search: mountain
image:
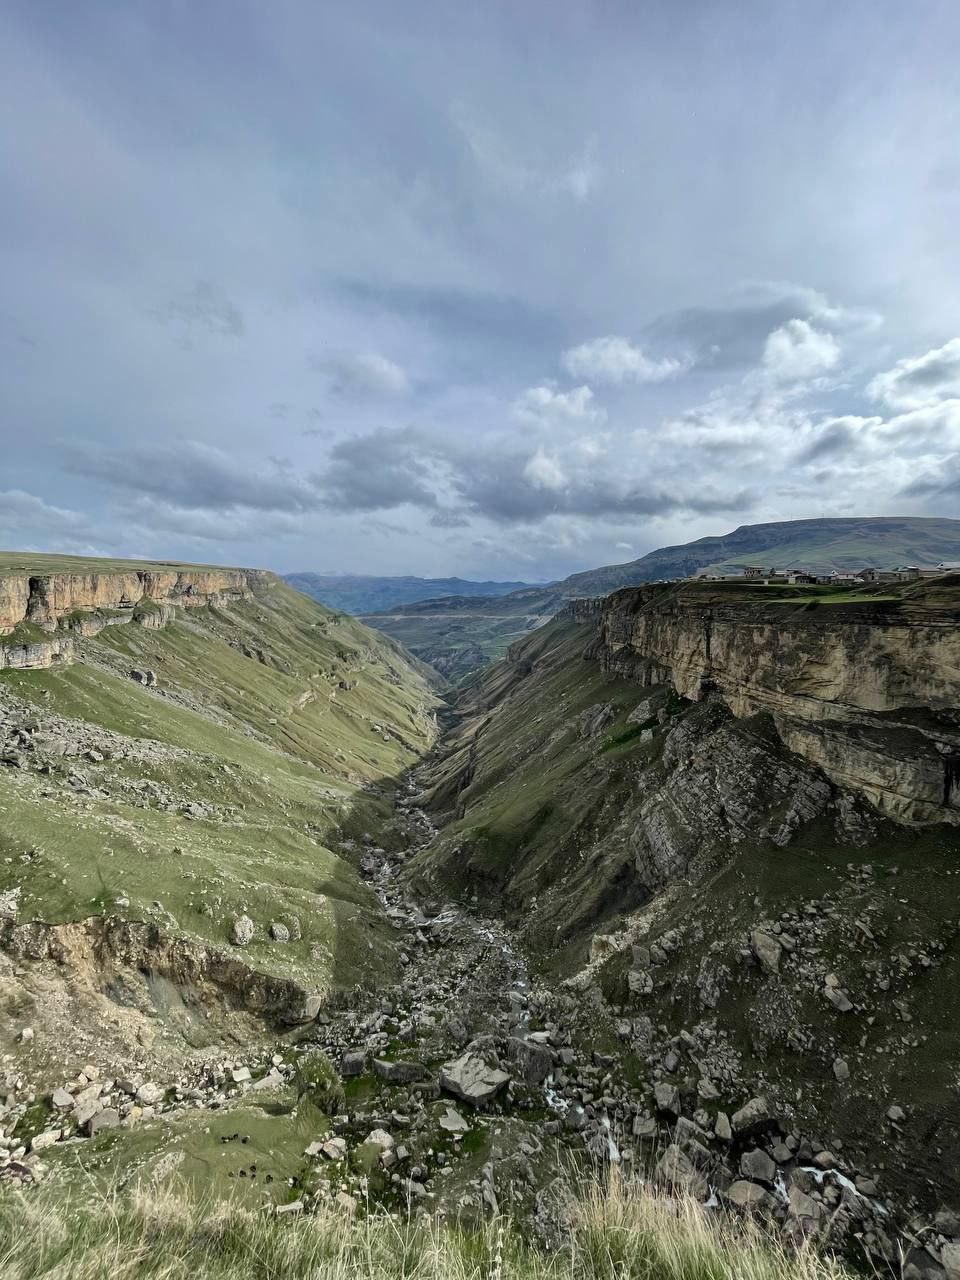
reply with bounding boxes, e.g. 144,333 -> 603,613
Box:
363,516 -> 960,679
283,572 -> 536,615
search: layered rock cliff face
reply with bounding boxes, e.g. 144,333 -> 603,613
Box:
0,567 -> 271,633
0,566 -> 273,668
595,579 -> 960,825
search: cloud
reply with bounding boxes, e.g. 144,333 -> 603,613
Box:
523,449 -> 567,491
561,336 -> 689,385
762,319 -> 841,381
867,337 -> 960,410
643,283 -> 875,372
322,427 -> 440,512
795,416 -> 874,464
429,510 -> 470,529
65,441 -> 326,514
312,350 -> 410,397
314,426 -> 755,525
119,497 -> 302,543
900,454 -> 960,502
512,382 -> 605,427
0,490 -> 104,547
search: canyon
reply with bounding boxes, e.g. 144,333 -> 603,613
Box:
2,554 -> 960,1275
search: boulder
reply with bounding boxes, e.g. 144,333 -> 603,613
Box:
628,969 -> 654,996
73,1084 -> 104,1129
732,1096 -> 775,1136
740,1148 -> 777,1185
231,915 -> 255,947
335,1191 -> 358,1217
439,1053 -> 510,1107
340,1051 -> 366,1078
88,1108 -> 120,1136
726,1180 -> 773,1211
299,995 -> 324,1023
824,986 -> 853,1012
505,1036 -> 555,1084
373,1058 -> 429,1085
654,1082 -> 680,1116
788,1186 -> 821,1223
30,1130 -> 60,1152
438,1107 -> 469,1134
750,930 -> 782,974
365,1129 -> 395,1151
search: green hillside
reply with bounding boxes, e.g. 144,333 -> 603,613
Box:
1,567 -> 440,1077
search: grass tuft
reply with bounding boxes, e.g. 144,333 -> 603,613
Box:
0,1175 -> 854,1280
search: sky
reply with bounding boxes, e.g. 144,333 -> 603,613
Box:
2,0 -> 960,582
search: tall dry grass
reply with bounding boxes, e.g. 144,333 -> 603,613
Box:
0,1174 -> 855,1280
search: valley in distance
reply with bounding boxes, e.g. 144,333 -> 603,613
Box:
2,516 -> 960,1280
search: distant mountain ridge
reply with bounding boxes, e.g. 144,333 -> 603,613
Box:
283,572 -> 536,615
362,516 -> 960,679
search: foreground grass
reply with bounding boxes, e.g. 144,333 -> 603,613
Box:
0,1176 -> 854,1280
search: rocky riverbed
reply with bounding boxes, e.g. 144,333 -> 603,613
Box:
5,770 -> 958,1280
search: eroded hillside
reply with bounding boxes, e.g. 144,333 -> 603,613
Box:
0,555 -> 440,1086
406,577 -> 960,1215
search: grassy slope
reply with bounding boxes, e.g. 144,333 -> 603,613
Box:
365,518 -> 960,678
0,1175 -> 855,1280
411,617 -> 667,932
0,576 -> 440,997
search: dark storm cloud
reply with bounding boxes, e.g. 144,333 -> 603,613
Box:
795,421 -> 861,464
322,428 -> 440,511
65,441 -> 326,513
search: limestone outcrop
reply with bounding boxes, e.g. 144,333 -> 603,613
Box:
0,566 -> 271,633
0,634 -> 76,671
595,579 -> 960,824
0,563 -> 275,669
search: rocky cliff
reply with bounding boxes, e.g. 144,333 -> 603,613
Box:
0,565 -> 272,633
595,578 -> 960,825
0,561 -> 275,669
